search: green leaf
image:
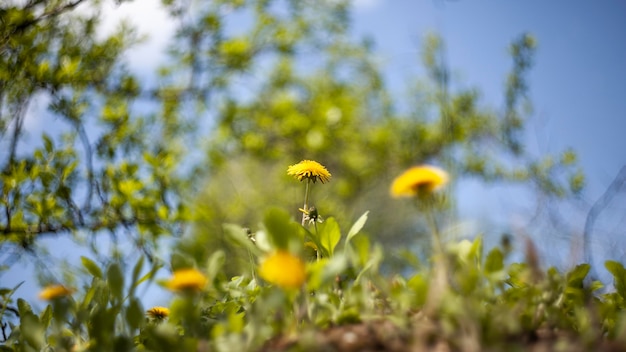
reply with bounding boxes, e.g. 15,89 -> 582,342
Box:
223,223 -> 262,257
131,255 -> 145,286
82,282 -> 97,310
319,217 -> 341,256
227,311 -> 245,333
135,266 -> 160,288
307,256 -> 347,291
263,207 -> 299,250
125,298 -> 144,331
351,235 -> 371,267
566,263 -> 590,288
345,211 -> 369,245
21,312 -> 44,349
107,263 -> 125,301
43,134 -> 53,154
484,247 -> 504,274
39,304 -> 53,329
1,281 -> 24,298
206,250 -> 225,282
468,236 -> 483,264
17,298 -> 33,316
81,256 -> 103,279
606,260 -> 626,297
407,274 -> 429,307
62,160 -> 78,182
590,280 -> 604,292
12,281 -> 24,292
605,260 -> 625,278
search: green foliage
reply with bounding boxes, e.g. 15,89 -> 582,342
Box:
0,0 -> 606,350
3,186 -> 626,351
173,2 -> 584,275
1,0 -> 189,262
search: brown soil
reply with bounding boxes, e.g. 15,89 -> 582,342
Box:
260,317 -> 626,352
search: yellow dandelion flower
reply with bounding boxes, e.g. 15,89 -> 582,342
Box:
146,306 -> 170,320
259,250 -> 306,290
287,160 -> 331,184
39,284 -> 74,300
390,165 -> 449,198
166,268 -> 208,292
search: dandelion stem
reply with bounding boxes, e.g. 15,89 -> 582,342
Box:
424,202 -> 449,316
248,248 -> 256,282
314,221 -> 320,261
301,180 -> 311,226
426,207 -> 443,255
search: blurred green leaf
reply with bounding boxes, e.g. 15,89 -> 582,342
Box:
206,250 -> 226,283
171,252 -> 195,271
227,311 -> 245,333
42,134 -> 53,154
107,263 -> 125,301
484,247 -> 504,274
468,236 -> 483,264
407,274 -> 429,307
39,304 -> 52,329
566,264 -> 590,288
223,223 -> 262,257
82,282 -> 97,310
307,256 -> 347,291
20,312 -> 44,349
263,207 -> 299,250
125,298 -> 144,331
131,255 -> 145,287
345,211 -> 369,246
82,256 -> 103,279
319,217 -> 341,257
606,260 -> 626,297
134,263 -> 162,288
17,298 -> 33,317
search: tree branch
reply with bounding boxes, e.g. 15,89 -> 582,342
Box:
583,165 -> 626,279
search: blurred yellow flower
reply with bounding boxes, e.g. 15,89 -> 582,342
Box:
390,165 -> 449,197
146,306 -> 170,320
259,250 -> 306,289
39,284 -> 74,300
166,268 -> 208,292
287,160 -> 331,184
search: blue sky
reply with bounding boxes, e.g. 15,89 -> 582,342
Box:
349,0 -> 626,276
351,0 -> 626,195
4,0 -> 626,307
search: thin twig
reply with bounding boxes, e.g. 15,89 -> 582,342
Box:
583,165 -> 626,279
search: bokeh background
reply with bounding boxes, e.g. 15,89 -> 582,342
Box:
3,0 -> 625,310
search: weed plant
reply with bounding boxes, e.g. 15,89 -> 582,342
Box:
1,161 -> 625,351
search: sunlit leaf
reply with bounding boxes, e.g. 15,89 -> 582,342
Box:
319,217 -> 341,256
39,304 -> 52,329
345,211 -> 369,245
21,312 -> 44,349
566,263 -> 590,288
81,256 -> 103,279
17,298 -> 33,317
407,274 -> 429,307
206,250 -> 226,283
